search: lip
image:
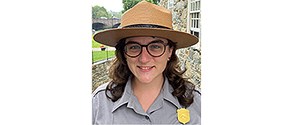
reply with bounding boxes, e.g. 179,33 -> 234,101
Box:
137,66 -> 155,72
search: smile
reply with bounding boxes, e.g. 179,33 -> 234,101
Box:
137,66 -> 155,70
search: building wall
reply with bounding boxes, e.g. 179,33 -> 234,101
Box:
160,0 -> 201,89
92,59 -> 113,92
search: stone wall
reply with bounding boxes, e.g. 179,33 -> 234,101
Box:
177,47 -> 201,89
92,59 -> 113,92
160,0 -> 201,88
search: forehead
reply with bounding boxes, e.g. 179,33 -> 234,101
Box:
125,36 -> 168,43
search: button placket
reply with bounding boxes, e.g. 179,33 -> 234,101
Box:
144,115 -> 151,123
145,116 -> 150,120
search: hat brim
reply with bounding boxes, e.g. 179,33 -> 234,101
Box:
93,28 -> 198,49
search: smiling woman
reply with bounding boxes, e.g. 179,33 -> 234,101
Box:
92,1 -> 200,124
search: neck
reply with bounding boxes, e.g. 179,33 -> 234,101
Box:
131,75 -> 165,112
132,75 -> 164,93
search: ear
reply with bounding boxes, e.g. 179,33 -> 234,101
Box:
168,46 -> 173,58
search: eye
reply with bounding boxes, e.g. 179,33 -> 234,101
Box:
149,44 -> 162,49
126,44 -> 141,51
149,41 -> 164,50
129,45 -> 140,50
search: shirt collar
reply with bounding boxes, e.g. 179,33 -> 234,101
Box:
112,76 -> 133,112
162,77 -> 182,109
111,76 -> 182,112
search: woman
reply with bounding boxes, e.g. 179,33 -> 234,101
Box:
92,1 -> 200,124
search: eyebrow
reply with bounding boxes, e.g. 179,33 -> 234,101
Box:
125,39 -> 166,44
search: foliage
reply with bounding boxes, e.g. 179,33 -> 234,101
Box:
122,0 -> 159,13
110,11 -> 122,18
92,51 -> 115,63
92,5 -> 122,19
92,5 -> 110,19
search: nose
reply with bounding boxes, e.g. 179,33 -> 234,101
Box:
138,47 -> 151,63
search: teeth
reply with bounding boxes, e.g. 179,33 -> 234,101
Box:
139,66 -> 152,70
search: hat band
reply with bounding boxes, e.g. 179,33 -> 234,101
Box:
123,24 -> 171,29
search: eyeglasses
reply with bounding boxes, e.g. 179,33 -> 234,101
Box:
124,40 -> 169,58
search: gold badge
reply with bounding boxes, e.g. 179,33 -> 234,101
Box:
177,108 -> 190,124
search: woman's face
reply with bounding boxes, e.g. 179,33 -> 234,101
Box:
124,36 -> 173,84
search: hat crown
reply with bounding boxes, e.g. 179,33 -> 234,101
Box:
121,1 -> 173,29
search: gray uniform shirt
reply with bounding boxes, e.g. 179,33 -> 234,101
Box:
92,77 -> 201,124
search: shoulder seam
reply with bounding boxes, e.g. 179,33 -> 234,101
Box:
193,87 -> 201,95
92,82 -> 109,97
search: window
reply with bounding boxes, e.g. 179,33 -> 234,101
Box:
188,0 -> 201,48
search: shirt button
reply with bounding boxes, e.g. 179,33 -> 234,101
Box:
145,116 -> 150,120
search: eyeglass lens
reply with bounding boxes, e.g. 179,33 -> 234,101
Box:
124,40 -> 167,57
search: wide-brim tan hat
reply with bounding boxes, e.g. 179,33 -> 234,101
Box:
93,0 -> 199,49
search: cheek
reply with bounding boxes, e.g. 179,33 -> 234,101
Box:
154,55 -> 169,66
125,57 -> 137,70
125,56 -> 136,63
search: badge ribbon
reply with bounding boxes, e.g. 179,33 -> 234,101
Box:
177,108 -> 190,124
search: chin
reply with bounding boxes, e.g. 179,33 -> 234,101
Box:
136,76 -> 154,83
137,77 -> 154,84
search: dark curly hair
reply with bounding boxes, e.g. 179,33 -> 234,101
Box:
105,38 -> 195,108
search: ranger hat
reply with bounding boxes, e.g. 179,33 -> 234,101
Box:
93,0 -> 199,49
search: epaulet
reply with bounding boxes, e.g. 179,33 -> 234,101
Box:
193,87 -> 201,95
92,82 -> 109,97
